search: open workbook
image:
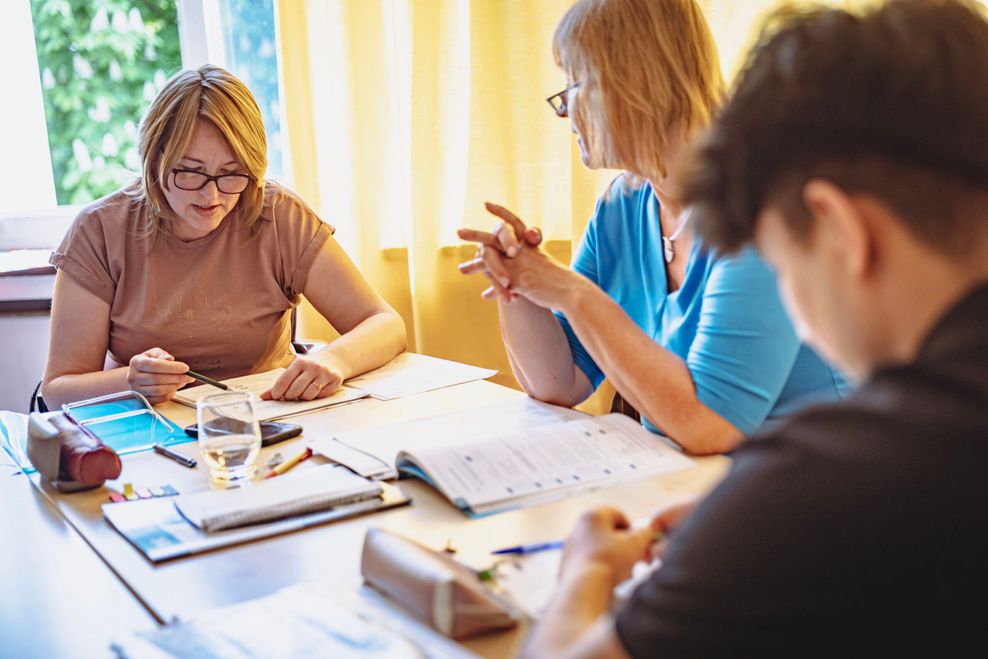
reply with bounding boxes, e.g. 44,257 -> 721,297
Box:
394,413 -> 694,516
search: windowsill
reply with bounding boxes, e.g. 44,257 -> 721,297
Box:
0,248 -> 54,277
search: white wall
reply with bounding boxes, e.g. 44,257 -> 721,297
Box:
0,312 -> 50,413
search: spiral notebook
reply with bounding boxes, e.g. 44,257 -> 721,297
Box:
175,464 -> 383,532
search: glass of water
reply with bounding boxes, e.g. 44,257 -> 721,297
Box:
196,391 -> 262,486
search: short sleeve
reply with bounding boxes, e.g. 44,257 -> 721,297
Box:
268,185 -> 334,298
49,205 -> 116,305
686,247 -> 801,435
554,194 -> 607,389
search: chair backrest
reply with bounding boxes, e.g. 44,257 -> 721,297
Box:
29,380 -> 49,413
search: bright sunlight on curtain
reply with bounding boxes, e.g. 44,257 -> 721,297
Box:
278,0 -> 615,395
277,0 -> 869,407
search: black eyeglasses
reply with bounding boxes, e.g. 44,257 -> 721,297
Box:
546,82 -> 580,117
171,169 -> 252,194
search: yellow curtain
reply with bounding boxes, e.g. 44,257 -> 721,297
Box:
278,0 -> 614,405
276,0 -> 863,412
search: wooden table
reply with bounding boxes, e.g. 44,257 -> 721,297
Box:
0,381 -> 729,657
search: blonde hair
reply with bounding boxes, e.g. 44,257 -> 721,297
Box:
553,0 -> 723,180
134,64 -> 268,240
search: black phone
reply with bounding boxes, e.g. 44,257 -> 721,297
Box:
184,421 -> 303,447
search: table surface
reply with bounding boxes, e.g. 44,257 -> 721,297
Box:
0,380 -> 729,658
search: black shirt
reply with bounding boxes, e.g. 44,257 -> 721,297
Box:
615,283 -> 988,657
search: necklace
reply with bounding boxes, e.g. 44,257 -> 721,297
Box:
662,208 -> 693,264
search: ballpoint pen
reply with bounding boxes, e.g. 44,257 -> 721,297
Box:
491,540 -> 566,556
185,370 -> 230,391
152,443 -> 197,468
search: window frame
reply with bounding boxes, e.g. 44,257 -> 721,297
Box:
0,2 -> 223,253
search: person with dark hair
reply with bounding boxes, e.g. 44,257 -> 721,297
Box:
522,1 -> 988,656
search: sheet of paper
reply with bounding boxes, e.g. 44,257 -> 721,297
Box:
173,369 -> 368,421
344,352 -> 497,400
110,581 -> 477,659
313,397 -> 585,471
407,414 -> 693,514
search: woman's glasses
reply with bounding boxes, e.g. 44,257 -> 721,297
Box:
545,82 -> 581,117
171,169 -> 252,194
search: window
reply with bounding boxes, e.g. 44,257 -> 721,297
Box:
0,0 -> 286,253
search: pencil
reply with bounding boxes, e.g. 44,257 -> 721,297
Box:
186,369 -> 230,391
265,447 -> 312,479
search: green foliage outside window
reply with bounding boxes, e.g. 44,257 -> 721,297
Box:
30,0 -> 181,205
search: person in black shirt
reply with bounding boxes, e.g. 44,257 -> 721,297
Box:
523,0 -> 988,656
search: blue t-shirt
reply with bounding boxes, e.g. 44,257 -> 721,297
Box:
557,177 -> 848,436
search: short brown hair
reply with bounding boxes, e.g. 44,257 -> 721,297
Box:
134,65 -> 268,240
680,0 -> 988,255
553,0 -> 723,179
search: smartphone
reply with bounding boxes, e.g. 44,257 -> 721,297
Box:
184,421 -> 303,447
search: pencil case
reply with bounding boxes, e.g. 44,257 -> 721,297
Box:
27,413 -> 122,491
360,527 -> 521,639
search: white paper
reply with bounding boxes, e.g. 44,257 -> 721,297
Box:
110,581 -> 477,659
399,414 -> 693,515
344,352 -> 497,401
172,369 -> 369,421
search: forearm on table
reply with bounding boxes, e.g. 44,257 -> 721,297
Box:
561,286 -> 741,454
498,296 -> 590,406
522,562 -> 621,659
317,310 -> 406,380
41,367 -> 131,409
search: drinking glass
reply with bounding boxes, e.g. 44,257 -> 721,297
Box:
196,391 -> 262,486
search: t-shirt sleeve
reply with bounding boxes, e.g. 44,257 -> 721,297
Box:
685,248 -> 801,435
48,205 -> 116,305
269,186 -> 334,298
554,195 -> 606,389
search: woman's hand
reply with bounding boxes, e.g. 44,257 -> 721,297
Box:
262,355 -> 346,401
126,348 -> 194,404
458,202 -> 583,309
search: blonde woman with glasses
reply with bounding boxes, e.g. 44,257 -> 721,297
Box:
42,65 -> 405,408
459,0 -> 846,454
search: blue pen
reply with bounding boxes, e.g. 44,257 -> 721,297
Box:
491,540 -> 565,556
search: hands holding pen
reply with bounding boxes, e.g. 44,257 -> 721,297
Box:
126,347 -> 195,405
554,503 -> 695,590
126,347 -> 346,405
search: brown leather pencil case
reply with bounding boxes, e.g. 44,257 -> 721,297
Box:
361,527 -> 520,639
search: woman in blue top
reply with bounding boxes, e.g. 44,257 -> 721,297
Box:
458,0 -> 846,454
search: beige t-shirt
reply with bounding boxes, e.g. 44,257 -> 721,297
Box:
50,183 -> 334,380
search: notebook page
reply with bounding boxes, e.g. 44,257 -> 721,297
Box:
406,414 -> 692,511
